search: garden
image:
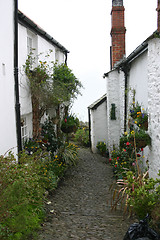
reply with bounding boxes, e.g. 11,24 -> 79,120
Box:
0,118 -> 82,240
0,51 -> 84,240
97,103 -> 160,235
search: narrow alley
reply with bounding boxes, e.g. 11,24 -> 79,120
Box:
39,147 -> 134,240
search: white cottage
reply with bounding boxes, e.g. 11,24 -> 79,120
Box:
89,0 -> 160,178
18,10 -> 69,144
0,0 -> 18,156
0,0 -> 69,156
88,94 -> 107,153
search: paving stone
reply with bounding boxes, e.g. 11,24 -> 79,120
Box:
38,147 -> 134,240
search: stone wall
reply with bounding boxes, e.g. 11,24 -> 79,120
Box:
148,37 -> 160,178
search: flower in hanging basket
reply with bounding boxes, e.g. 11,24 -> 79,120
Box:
61,115 -> 79,133
120,129 -> 151,150
136,112 -> 148,131
129,130 -> 151,149
130,103 -> 141,119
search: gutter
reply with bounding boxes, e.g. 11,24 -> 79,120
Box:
14,0 -> 22,154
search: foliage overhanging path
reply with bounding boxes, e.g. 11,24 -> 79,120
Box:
39,147 -> 133,240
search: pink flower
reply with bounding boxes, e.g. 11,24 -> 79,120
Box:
132,162 -> 136,166
117,157 -> 119,160
109,158 -> 112,163
64,118 -> 67,123
115,165 -> 117,168
124,149 -> 126,152
126,142 -> 130,146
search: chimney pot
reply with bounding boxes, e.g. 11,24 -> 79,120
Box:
112,0 -> 123,6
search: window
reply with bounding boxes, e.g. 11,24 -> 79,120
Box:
27,36 -> 33,55
55,49 -> 59,62
21,117 -> 28,146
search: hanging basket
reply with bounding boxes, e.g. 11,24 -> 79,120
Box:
139,121 -> 148,131
129,138 -> 148,149
61,125 -> 77,133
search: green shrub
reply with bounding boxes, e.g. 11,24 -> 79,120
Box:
109,143 -> 137,178
96,141 -> 107,156
41,119 -> 60,154
126,171 -> 160,219
0,148 -> 68,239
58,142 -> 79,166
110,170 -> 160,221
74,128 -> 89,147
0,152 -> 45,239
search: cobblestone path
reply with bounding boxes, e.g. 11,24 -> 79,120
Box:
39,147 -> 134,240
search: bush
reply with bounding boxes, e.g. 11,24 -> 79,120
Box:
109,143 -> 137,178
41,119 -> 60,154
0,148 -> 68,239
58,142 -> 79,166
0,152 -> 45,239
110,170 -> 160,221
74,128 -> 89,147
96,141 -> 107,156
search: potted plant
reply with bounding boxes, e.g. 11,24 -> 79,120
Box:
61,115 -> 79,133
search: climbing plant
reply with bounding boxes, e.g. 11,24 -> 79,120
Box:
24,50 -> 82,139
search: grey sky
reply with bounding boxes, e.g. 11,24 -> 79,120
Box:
19,0 -> 157,121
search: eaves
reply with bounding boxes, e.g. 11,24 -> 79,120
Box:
88,94 -> 107,110
18,10 -> 69,54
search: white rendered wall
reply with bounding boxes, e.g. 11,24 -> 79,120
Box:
90,100 -> 108,153
18,23 -> 66,140
106,70 -> 125,154
127,51 -> 149,170
18,25 -> 32,116
0,0 -> 18,156
148,38 -> 160,178
127,51 -> 148,110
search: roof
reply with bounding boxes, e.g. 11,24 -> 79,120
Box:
104,30 -> 160,77
88,94 -> 107,110
18,10 -> 69,54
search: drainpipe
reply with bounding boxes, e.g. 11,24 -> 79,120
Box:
14,0 -> 22,154
65,51 -> 68,65
121,64 -> 130,132
88,108 -> 92,149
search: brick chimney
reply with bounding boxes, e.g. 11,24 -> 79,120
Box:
111,0 -> 126,68
157,0 -> 160,32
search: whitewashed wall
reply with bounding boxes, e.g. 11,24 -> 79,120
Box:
18,22 -> 66,141
127,51 -> 148,110
127,50 -> 149,169
90,100 -> 108,153
148,37 -> 160,178
0,0 -> 18,156
106,70 -> 125,154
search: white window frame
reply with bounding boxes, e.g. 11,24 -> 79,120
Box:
21,117 -> 28,146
